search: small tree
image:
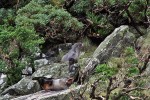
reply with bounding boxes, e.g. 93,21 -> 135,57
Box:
0,9 -> 44,86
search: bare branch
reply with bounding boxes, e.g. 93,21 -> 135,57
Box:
125,8 -> 144,36
124,87 -> 150,93
113,87 -> 150,100
90,78 -> 104,100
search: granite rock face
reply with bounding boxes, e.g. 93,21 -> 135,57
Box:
32,63 -> 69,79
12,85 -> 84,100
84,25 -> 136,75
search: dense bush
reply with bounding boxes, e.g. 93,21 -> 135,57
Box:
71,0 -> 149,37
0,9 -> 44,86
16,0 -> 83,45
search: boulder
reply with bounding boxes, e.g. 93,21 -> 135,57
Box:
83,25 -> 136,75
1,78 -> 41,96
12,85 -> 85,100
93,25 -> 135,59
0,74 -> 7,85
34,58 -> 49,67
32,63 -> 69,79
0,74 -> 7,93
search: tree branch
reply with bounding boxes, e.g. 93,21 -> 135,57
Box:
90,78 -> 104,100
125,9 -> 144,36
63,0 -> 75,11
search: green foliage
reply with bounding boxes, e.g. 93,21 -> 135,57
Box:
0,60 -> 7,71
120,95 -> 130,100
94,0 -> 103,6
71,0 -> 115,36
127,67 -> 139,77
71,0 -> 90,13
0,8 -> 44,86
87,12 -> 114,36
120,0 -> 149,24
0,9 -> 15,25
16,1 -> 83,30
87,12 -> 103,25
0,25 -> 44,85
97,24 -> 113,35
128,0 -> 147,21
123,47 -> 140,76
49,0 -> 65,7
124,47 -> 139,65
124,47 -> 135,56
15,27 -> 43,52
0,0 -> 84,86
71,0 -> 148,38
95,64 -> 118,78
124,47 -> 139,66
94,0 -> 116,6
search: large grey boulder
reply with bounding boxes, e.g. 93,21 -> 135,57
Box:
11,85 -> 85,100
32,63 -> 69,79
1,78 -> 41,96
93,25 -> 135,59
83,25 -> 136,75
